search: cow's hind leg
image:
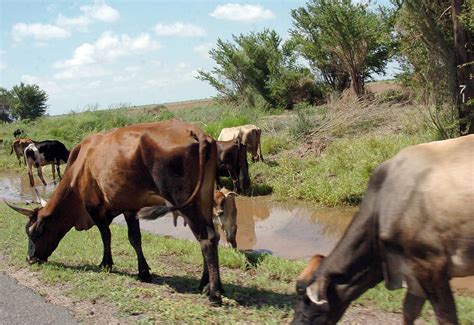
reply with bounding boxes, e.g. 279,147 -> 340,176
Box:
185,209 -> 223,306
51,164 -> 56,183
36,166 -> 47,186
123,212 -> 151,282
403,292 -> 425,325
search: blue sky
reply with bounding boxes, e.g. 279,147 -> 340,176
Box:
0,0 -> 394,115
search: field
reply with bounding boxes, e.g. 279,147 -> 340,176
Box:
0,90 -> 473,323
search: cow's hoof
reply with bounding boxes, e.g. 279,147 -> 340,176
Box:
200,283 -> 210,295
138,271 -> 152,283
209,292 -> 222,307
99,263 -> 113,272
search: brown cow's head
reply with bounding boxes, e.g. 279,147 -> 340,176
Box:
292,254 -> 338,325
5,200 -> 70,264
213,189 -> 238,248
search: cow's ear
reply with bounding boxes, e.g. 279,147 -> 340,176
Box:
306,278 -> 328,306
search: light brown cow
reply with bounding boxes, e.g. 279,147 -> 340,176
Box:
213,188 -> 238,249
173,188 -> 238,249
5,120 -> 224,305
218,124 -> 263,162
10,138 -> 33,166
293,135 -> 474,325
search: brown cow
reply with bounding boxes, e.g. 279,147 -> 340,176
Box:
218,124 -> 263,162
5,120 -> 224,305
216,139 -> 250,193
293,135 -> 474,324
10,138 -> 33,166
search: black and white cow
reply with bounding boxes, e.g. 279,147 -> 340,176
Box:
24,140 -> 70,186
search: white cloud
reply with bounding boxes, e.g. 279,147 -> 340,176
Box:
154,22 -> 205,37
20,74 -> 62,96
53,31 -> 161,80
55,1 -> 119,31
55,14 -> 91,30
193,42 -> 213,59
0,61 -> 6,70
12,23 -> 70,42
80,2 -> 120,22
209,4 -> 275,22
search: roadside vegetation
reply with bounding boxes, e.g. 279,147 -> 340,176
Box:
1,204 -> 473,323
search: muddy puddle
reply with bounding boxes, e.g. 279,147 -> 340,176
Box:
1,172 -> 473,294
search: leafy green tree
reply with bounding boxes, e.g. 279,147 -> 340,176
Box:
197,29 -> 322,108
290,0 -> 394,96
393,0 -> 473,134
11,83 -> 48,120
0,87 -> 13,122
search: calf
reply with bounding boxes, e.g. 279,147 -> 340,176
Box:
173,188 -> 238,249
10,138 -> 33,166
23,140 -> 70,186
213,188 -> 238,249
216,139 -> 250,193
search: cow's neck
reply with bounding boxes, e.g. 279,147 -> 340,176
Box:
319,209 -> 384,319
41,176 -> 80,234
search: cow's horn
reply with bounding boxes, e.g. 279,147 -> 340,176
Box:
34,188 -> 47,207
4,200 -> 34,218
306,281 -> 328,305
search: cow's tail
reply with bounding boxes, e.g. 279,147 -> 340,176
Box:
138,131 -> 211,220
9,145 -> 13,156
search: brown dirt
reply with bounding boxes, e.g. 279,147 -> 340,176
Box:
0,259 -> 422,324
293,137 -> 331,158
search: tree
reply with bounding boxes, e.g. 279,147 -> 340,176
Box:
290,0 -> 393,96
197,29 -> 322,108
11,83 -> 48,120
0,87 -> 13,122
393,0 -> 473,134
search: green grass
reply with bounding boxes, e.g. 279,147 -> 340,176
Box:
252,133 -> 433,206
0,203 -> 472,323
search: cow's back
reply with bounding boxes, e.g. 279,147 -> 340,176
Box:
67,120 -> 213,212
377,135 -> 474,283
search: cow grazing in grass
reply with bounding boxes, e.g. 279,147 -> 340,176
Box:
5,120 -> 224,305
10,138 -> 33,166
23,140 -> 70,186
218,124 -> 263,162
292,135 -> 474,325
216,139 -> 250,193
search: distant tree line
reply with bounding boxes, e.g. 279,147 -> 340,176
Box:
0,83 -> 48,122
198,0 -> 473,134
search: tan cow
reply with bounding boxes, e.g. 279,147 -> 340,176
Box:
293,135 -> 474,325
10,138 -> 33,166
218,124 -> 263,162
173,188 -> 238,249
213,188 -> 238,249
5,120 -> 224,305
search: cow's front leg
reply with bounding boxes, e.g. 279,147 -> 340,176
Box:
96,222 -> 113,271
403,292 -> 425,325
123,211 -> 151,282
56,164 -> 62,180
